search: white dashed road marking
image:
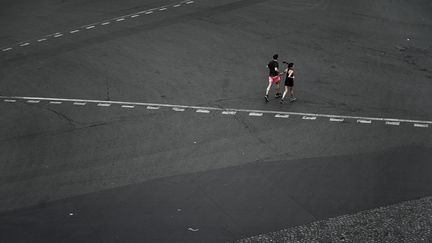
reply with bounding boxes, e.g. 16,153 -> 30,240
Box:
196,109 -> 210,113
2,47 -> 12,51
385,121 -> 400,126
249,112 -> 263,117
38,38 -> 47,42
49,101 -> 62,105
275,114 -> 289,118
357,119 -> 372,124
222,111 -> 237,115
19,43 -> 30,47
54,33 -> 63,38
101,22 -> 110,25
302,116 -> 317,120
85,26 -> 95,29
73,102 -> 86,106
70,30 -> 80,34
414,123 -> 429,128
2,96 -> 431,129
131,15 -> 140,18
97,103 -> 111,107
145,11 -> 154,14
330,117 -> 344,122
116,18 -> 125,22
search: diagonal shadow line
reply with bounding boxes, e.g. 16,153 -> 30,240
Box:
0,0 -> 268,69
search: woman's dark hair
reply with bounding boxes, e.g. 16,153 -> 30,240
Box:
288,62 -> 294,68
273,54 -> 278,60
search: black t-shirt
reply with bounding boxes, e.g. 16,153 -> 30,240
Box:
268,60 -> 279,76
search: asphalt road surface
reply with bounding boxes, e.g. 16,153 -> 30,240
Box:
1,0 -> 432,242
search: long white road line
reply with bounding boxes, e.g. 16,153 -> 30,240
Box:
1,95 -> 431,127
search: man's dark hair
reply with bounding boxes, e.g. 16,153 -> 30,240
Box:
288,62 -> 294,68
273,54 -> 278,60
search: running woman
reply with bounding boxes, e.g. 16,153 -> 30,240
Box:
280,62 -> 296,103
265,54 -> 282,102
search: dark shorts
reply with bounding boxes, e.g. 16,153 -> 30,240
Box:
285,78 -> 294,87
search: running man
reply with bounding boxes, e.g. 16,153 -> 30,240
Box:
280,62 -> 296,103
265,54 -> 282,102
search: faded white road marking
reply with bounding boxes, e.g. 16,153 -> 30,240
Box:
116,18 -> 125,22
357,119 -> 372,124
196,109 -> 210,113
173,107 -> 185,112
222,111 -> 237,115
145,11 -> 154,14
414,123 -> 429,128
86,26 -> 95,29
38,38 -> 47,42
1,96 -> 431,128
159,7 -> 168,11
73,102 -> 86,106
275,114 -> 289,118
49,101 -> 62,105
26,100 -> 40,103
302,116 -> 317,120
249,112 -> 263,117
147,106 -> 160,110
385,121 -> 400,126
101,22 -> 110,25
330,118 -> 344,122
131,15 -> 140,18
97,103 -> 111,107
4,99 -> 16,103
70,30 -> 79,33
121,105 -> 135,108
2,47 -> 12,51
19,43 -> 30,47
173,4 -> 181,7
54,33 -> 63,37
186,1 -> 194,4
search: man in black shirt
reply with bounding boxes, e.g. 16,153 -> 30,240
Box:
265,54 -> 282,102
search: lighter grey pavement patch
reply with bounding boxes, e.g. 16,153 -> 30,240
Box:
237,196 -> 432,243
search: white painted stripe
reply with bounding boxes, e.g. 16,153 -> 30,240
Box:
222,111 -> 237,115
2,47 -> 12,51
4,99 -> 16,102
73,102 -> 86,106
302,116 -> 317,120
173,4 -> 181,7
186,1 -> 194,4
330,118 -> 344,122
26,100 -> 40,103
159,7 -> 167,11
86,26 -> 95,29
97,103 -> 111,107
70,30 -> 80,33
275,114 -> 289,118
49,101 -> 62,104
19,43 -> 30,46
116,18 -> 125,22
121,105 -> 135,108
385,121 -> 400,126
2,96 -> 432,126
414,123 -> 429,128
357,119 -> 372,124
147,106 -> 160,110
54,34 -> 63,37
101,22 -> 110,25
249,112 -> 263,117
38,38 -> 47,42
196,109 -> 210,113
173,107 -> 185,112
131,15 -> 140,18
145,11 -> 154,14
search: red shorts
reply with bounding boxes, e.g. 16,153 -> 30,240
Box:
268,75 -> 281,84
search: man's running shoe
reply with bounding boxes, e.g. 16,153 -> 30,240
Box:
265,95 -> 269,102
280,98 -> 284,104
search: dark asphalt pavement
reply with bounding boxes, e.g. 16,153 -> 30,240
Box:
1,0 -> 431,242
